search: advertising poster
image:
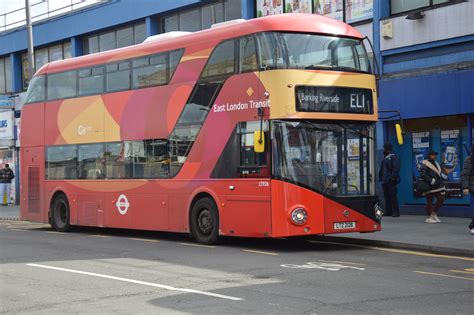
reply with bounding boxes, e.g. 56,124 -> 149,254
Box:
256,0 -> 284,17
347,138 -> 360,194
285,0 -> 312,13
412,131 -> 430,196
345,0 -> 373,23
313,0 -> 343,21
0,110 -> 14,140
441,129 -> 462,198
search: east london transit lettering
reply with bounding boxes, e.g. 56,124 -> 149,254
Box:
213,99 -> 271,113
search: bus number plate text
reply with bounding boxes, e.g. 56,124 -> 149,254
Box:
333,222 -> 356,230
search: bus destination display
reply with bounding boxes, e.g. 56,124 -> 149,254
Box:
296,86 -> 373,114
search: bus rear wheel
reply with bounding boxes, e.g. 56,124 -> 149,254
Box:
50,194 -> 72,232
190,197 -> 219,245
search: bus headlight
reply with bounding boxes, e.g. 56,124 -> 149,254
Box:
374,203 -> 383,221
291,207 -> 308,225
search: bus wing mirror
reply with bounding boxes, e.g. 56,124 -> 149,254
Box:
254,131 -> 265,153
395,123 -> 403,145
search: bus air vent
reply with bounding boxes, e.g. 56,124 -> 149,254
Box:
143,31 -> 192,43
27,166 -> 40,213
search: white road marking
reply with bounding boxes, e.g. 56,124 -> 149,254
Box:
307,240 -> 474,262
27,263 -> 243,301
316,259 -> 366,266
243,249 -> 279,256
281,262 -> 365,271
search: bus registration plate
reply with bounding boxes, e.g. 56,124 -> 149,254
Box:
333,222 -> 356,230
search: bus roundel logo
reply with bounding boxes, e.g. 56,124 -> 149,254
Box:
116,194 -> 130,215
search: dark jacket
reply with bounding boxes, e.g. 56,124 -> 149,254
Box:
419,159 -> 447,195
379,152 -> 400,184
461,155 -> 474,193
0,168 -> 14,184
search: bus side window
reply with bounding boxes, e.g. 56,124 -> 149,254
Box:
256,32 -> 285,70
47,70 -> 77,100
239,36 -> 258,73
201,40 -> 236,79
79,66 -> 105,96
24,75 -> 46,104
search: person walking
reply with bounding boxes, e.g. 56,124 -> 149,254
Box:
0,164 -> 15,206
420,151 -> 447,224
379,143 -> 401,217
460,146 -> 474,234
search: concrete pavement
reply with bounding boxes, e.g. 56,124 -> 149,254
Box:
2,205 -> 472,257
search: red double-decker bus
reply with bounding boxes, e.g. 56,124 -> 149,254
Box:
20,14 -> 382,244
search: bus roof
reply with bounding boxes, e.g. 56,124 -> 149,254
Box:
39,13 -> 364,76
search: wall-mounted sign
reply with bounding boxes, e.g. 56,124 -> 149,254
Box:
285,0 -> 312,13
0,111 -> 14,140
346,0 -> 373,23
296,86 -> 373,114
257,0 -> 284,17
411,131 -> 430,196
314,0 -> 343,21
441,129 -> 462,198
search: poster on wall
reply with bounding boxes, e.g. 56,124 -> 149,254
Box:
313,0 -> 343,21
285,0 -> 312,13
440,129 -> 462,198
0,110 -> 14,140
412,131 -> 430,196
345,0 -> 373,23
256,0 -> 284,17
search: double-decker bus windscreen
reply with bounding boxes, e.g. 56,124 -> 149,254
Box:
258,32 -> 370,73
272,120 -> 375,197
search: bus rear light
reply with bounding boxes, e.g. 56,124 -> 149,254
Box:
290,207 -> 308,225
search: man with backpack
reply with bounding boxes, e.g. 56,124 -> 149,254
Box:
379,143 -> 401,217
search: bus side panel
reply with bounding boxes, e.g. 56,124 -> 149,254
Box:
270,180 -> 325,237
20,146 -> 46,223
220,180 -> 271,237
20,103 -> 44,147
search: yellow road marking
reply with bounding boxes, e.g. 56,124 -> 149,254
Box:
316,259 -> 366,266
46,231 -> 66,234
129,238 -> 159,243
307,240 -> 474,262
414,271 -> 474,281
464,268 -> 474,272
180,242 -> 215,248
243,249 -> 279,256
449,270 -> 474,275
8,229 -> 26,231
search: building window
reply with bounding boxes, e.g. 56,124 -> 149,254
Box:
0,56 -> 12,94
21,42 -> 72,90
390,0 -> 450,14
162,0 -> 241,32
256,0 -> 373,24
82,22 -> 146,55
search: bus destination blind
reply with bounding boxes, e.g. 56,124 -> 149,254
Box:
296,86 -> 373,114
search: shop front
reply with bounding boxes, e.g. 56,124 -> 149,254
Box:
379,69 -> 473,217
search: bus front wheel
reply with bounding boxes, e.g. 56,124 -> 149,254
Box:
190,197 -> 219,245
50,194 -> 72,232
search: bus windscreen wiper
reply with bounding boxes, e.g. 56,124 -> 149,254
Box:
303,64 -> 367,73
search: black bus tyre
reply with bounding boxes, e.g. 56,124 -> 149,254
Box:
50,194 -> 72,232
190,197 -> 219,245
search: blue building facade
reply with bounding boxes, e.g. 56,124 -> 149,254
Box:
0,0 -> 472,214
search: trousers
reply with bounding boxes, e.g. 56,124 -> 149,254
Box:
382,182 -> 399,216
0,183 -> 11,205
